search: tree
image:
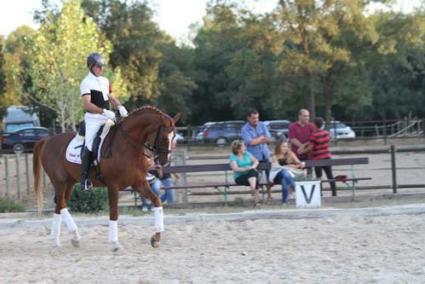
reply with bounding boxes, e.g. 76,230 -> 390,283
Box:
0,36 -> 7,118
82,0 -> 164,102
367,11 -> 425,119
1,27 -> 39,121
82,0 -> 197,121
28,0 -> 127,132
272,0 -> 380,121
191,2 -> 251,123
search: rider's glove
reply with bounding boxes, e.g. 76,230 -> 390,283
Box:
103,109 -> 116,121
118,105 -> 128,117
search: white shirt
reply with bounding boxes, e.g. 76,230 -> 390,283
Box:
80,72 -> 111,120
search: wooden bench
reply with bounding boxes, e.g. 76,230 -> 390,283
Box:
159,157 -> 370,202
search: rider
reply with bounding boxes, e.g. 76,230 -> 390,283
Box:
80,52 -> 128,191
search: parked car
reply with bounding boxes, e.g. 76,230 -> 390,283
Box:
326,121 -> 356,139
195,121 -> 245,146
264,120 -> 291,141
175,132 -> 185,143
1,127 -> 50,153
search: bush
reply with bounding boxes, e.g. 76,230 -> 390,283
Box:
68,184 -> 109,213
0,198 -> 26,213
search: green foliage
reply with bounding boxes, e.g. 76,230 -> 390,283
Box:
28,0 -> 113,132
1,27 -> 38,119
0,198 -> 26,213
68,184 -> 109,213
1,0 -> 425,126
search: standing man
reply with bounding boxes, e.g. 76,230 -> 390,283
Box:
241,109 -> 272,201
80,52 -> 129,191
288,109 -> 316,175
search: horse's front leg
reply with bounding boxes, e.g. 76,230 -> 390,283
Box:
107,185 -> 121,251
133,181 -> 163,248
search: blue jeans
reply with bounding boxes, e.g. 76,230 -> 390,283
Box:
160,177 -> 176,204
140,178 -> 161,208
275,170 -> 295,203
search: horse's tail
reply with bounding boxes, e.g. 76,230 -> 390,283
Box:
33,139 -> 45,213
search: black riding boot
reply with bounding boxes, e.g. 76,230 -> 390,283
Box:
80,147 -> 93,191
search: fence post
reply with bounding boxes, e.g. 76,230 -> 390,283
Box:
15,153 -> 21,199
4,156 -> 9,198
390,145 -> 397,194
173,150 -> 188,204
383,119 -> 387,145
181,150 -> 188,204
25,154 -> 30,195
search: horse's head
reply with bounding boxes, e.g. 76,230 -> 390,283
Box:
118,106 -> 181,165
150,112 -> 181,165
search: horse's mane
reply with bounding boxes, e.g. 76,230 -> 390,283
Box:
117,105 -> 171,125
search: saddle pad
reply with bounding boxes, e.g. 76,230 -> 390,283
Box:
65,120 -> 113,164
65,135 -> 85,164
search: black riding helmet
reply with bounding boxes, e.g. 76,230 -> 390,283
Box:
86,52 -> 105,69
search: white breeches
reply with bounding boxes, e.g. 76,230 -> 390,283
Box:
84,113 -> 108,151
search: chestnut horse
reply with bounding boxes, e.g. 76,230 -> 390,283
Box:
33,106 -> 179,250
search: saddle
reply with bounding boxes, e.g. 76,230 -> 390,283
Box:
66,120 -> 115,165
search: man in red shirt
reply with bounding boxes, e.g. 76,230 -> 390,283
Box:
288,109 -> 315,175
306,117 -> 337,196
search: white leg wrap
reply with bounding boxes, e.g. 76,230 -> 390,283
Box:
51,213 -> 62,246
153,206 -> 164,232
108,220 -> 118,243
60,208 -> 78,232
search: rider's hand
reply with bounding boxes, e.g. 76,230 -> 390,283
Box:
103,109 -> 116,120
118,105 -> 128,117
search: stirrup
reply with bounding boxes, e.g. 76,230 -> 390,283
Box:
80,179 -> 92,191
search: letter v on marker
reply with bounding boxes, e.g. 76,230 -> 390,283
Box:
301,185 -> 315,204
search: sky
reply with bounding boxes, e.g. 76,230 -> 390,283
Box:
0,0 -> 422,42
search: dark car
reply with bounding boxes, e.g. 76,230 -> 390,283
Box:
195,121 -> 245,146
1,127 -> 50,153
264,120 -> 290,141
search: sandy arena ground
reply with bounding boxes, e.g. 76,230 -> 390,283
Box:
1,203 -> 425,283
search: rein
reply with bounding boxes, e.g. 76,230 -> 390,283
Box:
116,122 -> 174,159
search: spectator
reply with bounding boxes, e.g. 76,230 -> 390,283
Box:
288,108 -> 315,175
229,140 -> 261,207
140,173 -> 161,212
155,137 -> 179,204
241,109 -> 272,201
305,117 -> 337,196
140,137 -> 179,209
269,139 -> 305,204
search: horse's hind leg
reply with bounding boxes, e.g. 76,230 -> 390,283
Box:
133,182 -> 163,248
51,180 -> 80,247
62,181 -> 81,247
50,184 -> 64,247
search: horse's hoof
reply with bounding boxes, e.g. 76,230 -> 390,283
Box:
110,241 -> 122,252
150,236 -> 160,248
71,238 -> 80,248
53,240 -> 61,247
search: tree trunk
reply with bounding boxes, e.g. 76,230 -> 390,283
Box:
308,70 -> 316,118
323,81 -> 333,123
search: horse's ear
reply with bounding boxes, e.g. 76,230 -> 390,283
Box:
172,112 -> 181,124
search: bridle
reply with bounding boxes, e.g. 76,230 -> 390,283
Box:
144,125 -> 175,156
117,122 -> 175,159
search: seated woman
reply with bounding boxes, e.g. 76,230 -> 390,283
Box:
229,140 -> 260,206
270,139 -> 305,204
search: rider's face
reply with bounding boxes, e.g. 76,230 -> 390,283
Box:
92,64 -> 103,76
